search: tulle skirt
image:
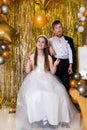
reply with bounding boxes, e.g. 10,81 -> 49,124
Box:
16,70 -> 83,130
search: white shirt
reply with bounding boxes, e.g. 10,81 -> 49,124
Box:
49,36 -> 73,64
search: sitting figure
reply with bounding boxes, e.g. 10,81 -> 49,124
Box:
16,34 -> 82,130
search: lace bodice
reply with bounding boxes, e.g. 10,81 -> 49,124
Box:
34,56 -> 45,72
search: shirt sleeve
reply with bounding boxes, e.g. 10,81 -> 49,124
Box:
67,43 -> 73,64
48,38 -> 52,45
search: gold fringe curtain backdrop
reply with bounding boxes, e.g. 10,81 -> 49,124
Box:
0,0 -> 84,108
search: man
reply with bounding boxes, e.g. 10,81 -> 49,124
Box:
49,20 -> 76,91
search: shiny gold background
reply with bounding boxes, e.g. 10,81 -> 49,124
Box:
0,0 -> 85,108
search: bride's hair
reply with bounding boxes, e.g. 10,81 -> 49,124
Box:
34,35 -> 49,71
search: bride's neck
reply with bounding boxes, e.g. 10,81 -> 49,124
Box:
37,50 -> 44,56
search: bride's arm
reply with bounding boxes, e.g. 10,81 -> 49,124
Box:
48,55 -> 60,74
25,55 -> 33,74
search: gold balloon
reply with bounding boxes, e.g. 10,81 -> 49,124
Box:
69,79 -> 78,88
3,51 -> 10,58
3,40 -> 10,45
33,13 -> 47,27
77,79 -> 86,86
79,21 -> 86,26
0,8 -> 2,14
0,14 -> 8,22
0,0 -> 3,6
69,88 -> 78,103
0,21 -> 17,43
83,9 -> 87,17
2,0 -> 10,6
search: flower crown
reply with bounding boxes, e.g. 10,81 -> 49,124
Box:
37,34 -> 48,41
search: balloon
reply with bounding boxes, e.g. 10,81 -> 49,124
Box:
77,79 -> 86,86
3,51 -> 10,58
1,5 -> 9,14
80,16 -> 86,21
83,9 -> 87,17
0,1 -> 3,6
0,44 -> 7,51
3,0 -> 10,6
0,21 -> 17,43
78,13 -> 83,18
0,8 -> 1,14
3,40 -> 10,45
69,88 -> 78,103
75,24 -> 79,29
69,79 -> 78,88
0,14 -> 8,22
33,13 -> 47,27
72,73 -> 82,80
79,7 -> 86,13
79,21 -> 86,26
77,85 -> 87,97
78,26 -> 84,32
0,56 -> 5,64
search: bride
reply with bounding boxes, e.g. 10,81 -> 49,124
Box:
16,34 -> 82,130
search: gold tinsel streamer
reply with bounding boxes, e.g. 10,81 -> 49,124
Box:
0,0 -> 85,108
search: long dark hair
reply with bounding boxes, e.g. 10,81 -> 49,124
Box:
34,35 -> 49,71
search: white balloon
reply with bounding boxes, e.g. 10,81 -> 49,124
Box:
75,24 -> 79,29
78,13 -> 83,18
80,16 -> 86,21
1,44 -> 7,51
1,5 -> 9,14
78,26 -> 84,32
79,7 -> 86,13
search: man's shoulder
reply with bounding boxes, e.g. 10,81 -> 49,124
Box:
64,35 -> 73,41
49,36 -> 57,41
49,36 -> 55,40
48,36 -> 56,44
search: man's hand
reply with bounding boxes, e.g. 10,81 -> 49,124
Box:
68,64 -> 73,74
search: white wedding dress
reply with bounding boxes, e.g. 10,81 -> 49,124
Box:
16,55 -> 83,130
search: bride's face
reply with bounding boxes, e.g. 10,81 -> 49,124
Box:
36,37 -> 46,50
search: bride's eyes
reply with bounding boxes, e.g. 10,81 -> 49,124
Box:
38,40 -> 45,44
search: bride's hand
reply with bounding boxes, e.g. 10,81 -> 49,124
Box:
25,55 -> 32,73
26,54 -> 30,61
54,59 -> 60,66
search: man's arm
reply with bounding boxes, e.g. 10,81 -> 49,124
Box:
64,36 -> 77,73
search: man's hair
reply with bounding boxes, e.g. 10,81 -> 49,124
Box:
52,20 -> 62,29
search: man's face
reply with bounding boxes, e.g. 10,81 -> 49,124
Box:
53,23 -> 63,37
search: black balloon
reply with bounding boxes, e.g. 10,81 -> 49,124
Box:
0,44 -> 7,51
73,73 -> 82,80
77,85 -> 87,97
